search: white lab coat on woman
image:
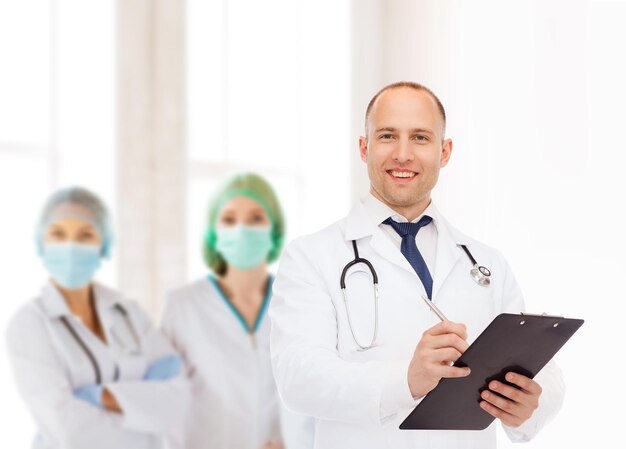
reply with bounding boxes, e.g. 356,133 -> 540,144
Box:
162,276 -> 285,449
6,282 -> 190,449
269,195 -> 565,449
162,276 -> 315,449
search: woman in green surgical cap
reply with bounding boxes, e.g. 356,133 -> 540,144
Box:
162,173 -> 313,449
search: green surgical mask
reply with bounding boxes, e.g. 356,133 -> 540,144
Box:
215,225 -> 273,270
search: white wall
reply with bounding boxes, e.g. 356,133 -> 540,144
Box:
350,0 -> 626,446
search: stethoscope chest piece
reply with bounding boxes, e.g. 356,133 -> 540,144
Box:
470,265 -> 491,286
459,244 -> 491,287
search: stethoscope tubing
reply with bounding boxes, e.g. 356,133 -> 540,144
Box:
340,242 -> 380,350
340,241 -> 378,287
458,244 -> 491,278
61,304 -> 140,385
60,316 -> 102,384
340,240 -> 491,351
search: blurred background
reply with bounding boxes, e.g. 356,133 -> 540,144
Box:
1,0 -> 624,446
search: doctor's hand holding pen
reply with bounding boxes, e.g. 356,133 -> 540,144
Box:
415,297 -> 543,428
408,320 -> 471,399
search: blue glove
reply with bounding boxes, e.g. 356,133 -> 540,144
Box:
74,384 -> 104,408
143,354 -> 183,381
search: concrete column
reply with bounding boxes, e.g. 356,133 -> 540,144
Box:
117,0 -> 186,318
350,0 -> 385,202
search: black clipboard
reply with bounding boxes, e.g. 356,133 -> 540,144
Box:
399,313 -> 583,431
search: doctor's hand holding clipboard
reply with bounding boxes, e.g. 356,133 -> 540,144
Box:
269,81 -> 565,449
410,296 -> 543,429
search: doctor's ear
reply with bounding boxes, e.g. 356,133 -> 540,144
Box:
440,138 -> 453,167
359,136 -> 368,162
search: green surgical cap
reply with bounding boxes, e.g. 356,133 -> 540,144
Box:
203,173 -> 285,275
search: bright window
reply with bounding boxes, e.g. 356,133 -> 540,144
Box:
0,1 -> 115,445
186,0 -> 352,279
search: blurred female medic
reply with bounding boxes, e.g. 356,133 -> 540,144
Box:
161,173 -> 313,449
6,187 -> 190,449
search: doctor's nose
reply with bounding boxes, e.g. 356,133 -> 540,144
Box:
391,138 -> 414,164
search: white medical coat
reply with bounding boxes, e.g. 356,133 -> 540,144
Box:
162,277 -> 286,449
269,199 -> 565,449
5,282 -> 190,449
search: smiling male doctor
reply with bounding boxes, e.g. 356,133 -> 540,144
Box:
269,81 -> 564,448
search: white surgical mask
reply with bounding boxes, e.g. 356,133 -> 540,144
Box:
215,225 -> 272,270
42,242 -> 101,289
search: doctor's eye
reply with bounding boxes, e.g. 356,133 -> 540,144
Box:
378,133 -> 396,141
412,134 -> 430,143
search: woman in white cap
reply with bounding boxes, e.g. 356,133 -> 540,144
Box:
6,186 -> 190,449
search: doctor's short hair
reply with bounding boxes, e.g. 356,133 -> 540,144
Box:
203,173 -> 285,276
364,81 -> 447,136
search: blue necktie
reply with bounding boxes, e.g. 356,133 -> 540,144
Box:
383,216 -> 434,298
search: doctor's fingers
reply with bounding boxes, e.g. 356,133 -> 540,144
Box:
426,347 -> 463,365
425,321 -> 468,341
428,363 -> 472,379
503,372 -> 543,396
419,332 -> 469,355
479,391 -> 533,427
486,378 -> 541,410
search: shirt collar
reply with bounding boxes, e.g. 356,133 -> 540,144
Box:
39,281 -> 120,319
39,282 -> 72,318
362,192 -> 440,229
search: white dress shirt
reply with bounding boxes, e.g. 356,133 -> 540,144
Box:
362,193 -> 438,276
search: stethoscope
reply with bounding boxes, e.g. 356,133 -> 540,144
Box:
60,304 -> 141,384
458,244 -> 491,287
340,240 -> 491,351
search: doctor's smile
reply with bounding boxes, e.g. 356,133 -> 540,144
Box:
388,169 -> 417,181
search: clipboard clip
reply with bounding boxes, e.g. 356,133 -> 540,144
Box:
519,312 -> 564,319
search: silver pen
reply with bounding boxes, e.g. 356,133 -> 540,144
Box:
421,295 -> 449,321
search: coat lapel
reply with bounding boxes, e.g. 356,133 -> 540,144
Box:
369,230 -> 417,276
92,283 -> 130,349
344,200 -> 420,277
343,198 -> 471,299
431,215 -> 465,300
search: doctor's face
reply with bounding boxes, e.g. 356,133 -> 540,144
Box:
359,87 -> 452,220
